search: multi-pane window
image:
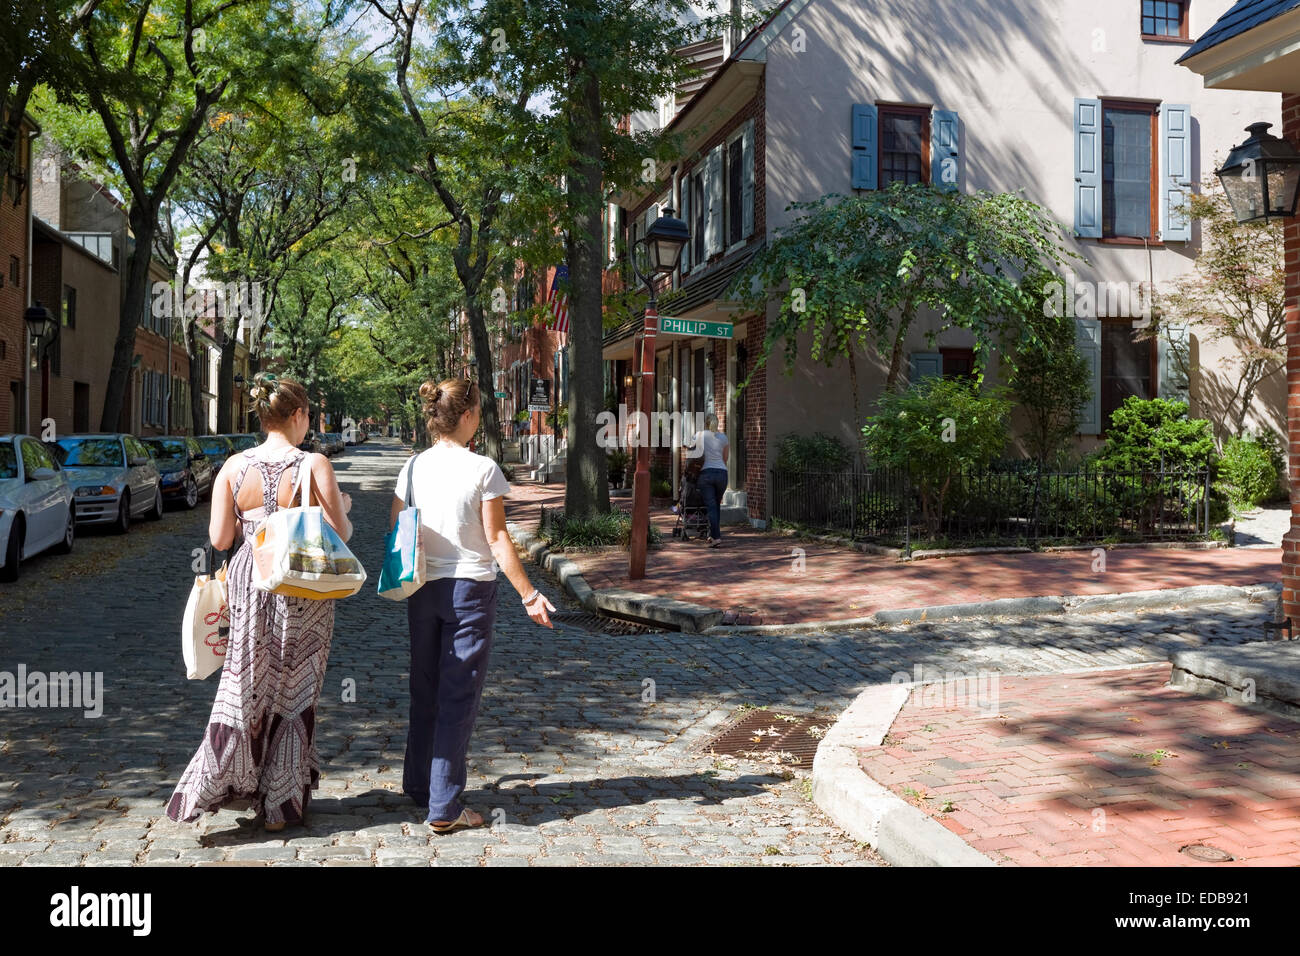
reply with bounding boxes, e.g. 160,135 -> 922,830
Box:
1142,0 -> 1187,38
940,348 -> 976,380
879,108 -> 929,187
1101,322 -> 1154,430
691,170 -> 706,265
62,285 -> 76,328
1102,103 -> 1156,239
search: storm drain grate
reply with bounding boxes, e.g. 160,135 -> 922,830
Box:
549,611 -> 667,636
697,708 -> 829,768
1179,844 -> 1234,863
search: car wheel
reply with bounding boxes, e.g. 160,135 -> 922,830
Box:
148,485 -> 164,521
53,508 -> 74,554
1,516 -> 22,582
115,492 -> 131,534
183,477 -> 199,509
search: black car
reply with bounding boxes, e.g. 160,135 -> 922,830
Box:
298,430 -> 322,454
195,435 -> 236,471
143,436 -> 215,509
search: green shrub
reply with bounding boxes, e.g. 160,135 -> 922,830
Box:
775,432 -> 852,472
1215,436 -> 1279,512
539,509 -> 661,551
862,376 -> 1011,535
1094,397 -> 1215,472
606,449 -> 629,488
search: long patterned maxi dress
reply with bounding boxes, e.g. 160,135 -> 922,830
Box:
166,448 -> 336,826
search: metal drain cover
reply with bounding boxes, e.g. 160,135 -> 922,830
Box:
698,709 -> 828,767
549,611 -> 666,636
1180,844 -> 1234,862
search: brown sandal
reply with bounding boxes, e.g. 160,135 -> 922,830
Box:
428,808 -> 485,834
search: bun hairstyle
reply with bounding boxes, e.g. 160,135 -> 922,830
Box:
249,371 -> 309,429
420,377 -> 478,439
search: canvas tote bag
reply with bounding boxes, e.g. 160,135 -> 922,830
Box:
251,460 -> 366,600
377,451 -> 427,601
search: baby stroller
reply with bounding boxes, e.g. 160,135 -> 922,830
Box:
671,462 -> 709,540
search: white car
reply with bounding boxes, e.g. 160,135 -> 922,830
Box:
0,434 -> 76,582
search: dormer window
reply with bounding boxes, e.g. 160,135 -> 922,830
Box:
1142,0 -> 1188,40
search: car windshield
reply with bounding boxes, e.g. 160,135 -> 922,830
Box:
145,438 -> 188,459
225,435 -> 259,452
198,438 -> 228,455
56,438 -> 124,467
0,443 -> 16,480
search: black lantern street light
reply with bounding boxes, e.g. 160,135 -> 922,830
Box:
1216,122 -> 1300,224
628,206 -> 691,581
25,303 -> 56,423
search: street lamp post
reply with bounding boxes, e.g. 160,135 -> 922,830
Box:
628,208 -> 691,580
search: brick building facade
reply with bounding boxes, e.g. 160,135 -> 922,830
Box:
0,114 -> 36,435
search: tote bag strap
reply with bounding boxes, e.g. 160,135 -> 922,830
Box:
285,452 -> 312,509
404,451 -> 421,509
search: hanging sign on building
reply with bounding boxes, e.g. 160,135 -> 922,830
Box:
527,378 -> 552,412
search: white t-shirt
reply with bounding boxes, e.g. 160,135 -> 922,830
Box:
394,443 -> 511,582
694,429 -> 729,470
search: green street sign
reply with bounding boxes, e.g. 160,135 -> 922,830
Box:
659,317 -> 733,340
494,391 -> 508,398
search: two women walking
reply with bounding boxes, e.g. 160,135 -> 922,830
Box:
167,374 -> 553,835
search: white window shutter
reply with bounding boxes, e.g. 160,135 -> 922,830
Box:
707,145 -> 723,258
1076,318 -> 1102,434
931,109 -> 960,191
742,120 -> 755,239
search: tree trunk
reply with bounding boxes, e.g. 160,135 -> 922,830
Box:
185,322 -> 206,437
563,66 -> 610,522
217,332 -> 236,434
466,299 -> 503,463
100,203 -> 155,431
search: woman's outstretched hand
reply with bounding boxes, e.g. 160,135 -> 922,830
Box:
526,593 -> 556,628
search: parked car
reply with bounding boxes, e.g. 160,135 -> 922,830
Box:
0,434 -> 76,581
50,433 -> 163,533
195,434 -> 236,470
143,436 -> 215,509
216,433 -> 260,454
297,431 -> 321,455
322,433 -> 344,456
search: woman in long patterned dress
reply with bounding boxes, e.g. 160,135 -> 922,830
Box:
166,374 -> 353,832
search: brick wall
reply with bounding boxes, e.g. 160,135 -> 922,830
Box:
1283,93 -> 1300,624
0,126 -> 31,434
742,309 -> 767,520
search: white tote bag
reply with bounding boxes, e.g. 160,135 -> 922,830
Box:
251,461 -> 367,600
182,562 -> 229,680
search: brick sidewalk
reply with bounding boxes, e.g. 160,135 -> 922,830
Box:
858,664 -> 1300,866
503,481 -> 1282,625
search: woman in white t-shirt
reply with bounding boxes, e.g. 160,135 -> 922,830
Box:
689,413 -> 730,547
389,378 -> 555,834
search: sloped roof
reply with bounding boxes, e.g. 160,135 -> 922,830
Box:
1178,0 -> 1300,61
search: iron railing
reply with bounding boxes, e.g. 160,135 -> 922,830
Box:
770,463 -> 1212,548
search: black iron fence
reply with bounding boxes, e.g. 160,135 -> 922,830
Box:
770,464 -> 1213,548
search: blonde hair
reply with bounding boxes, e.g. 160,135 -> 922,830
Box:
705,413 -> 719,431
420,378 -> 479,439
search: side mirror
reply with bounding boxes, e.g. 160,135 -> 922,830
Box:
28,467 -> 57,481
129,455 -> 150,467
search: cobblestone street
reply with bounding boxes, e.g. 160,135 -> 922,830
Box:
0,440 -> 1277,866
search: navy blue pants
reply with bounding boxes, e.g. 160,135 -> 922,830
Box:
403,576 -> 498,822
697,467 -> 729,540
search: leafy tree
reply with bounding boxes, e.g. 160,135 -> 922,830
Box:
861,376 -> 1011,535
1009,281 -> 1093,465
1094,397 -> 1215,473
731,185 -> 1081,441
1155,179 -> 1286,443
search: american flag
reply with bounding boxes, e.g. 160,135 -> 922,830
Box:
547,265 -> 570,337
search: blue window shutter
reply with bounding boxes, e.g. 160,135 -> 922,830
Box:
742,120 -> 755,239
679,172 -> 691,273
1158,324 -> 1191,403
931,109 -> 960,192
851,103 -> 878,190
1076,318 -> 1102,434
909,352 -> 942,382
1074,98 -> 1103,239
1160,103 -> 1192,242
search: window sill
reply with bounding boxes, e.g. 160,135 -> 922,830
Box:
1094,237 -> 1164,247
1141,35 -> 1192,45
